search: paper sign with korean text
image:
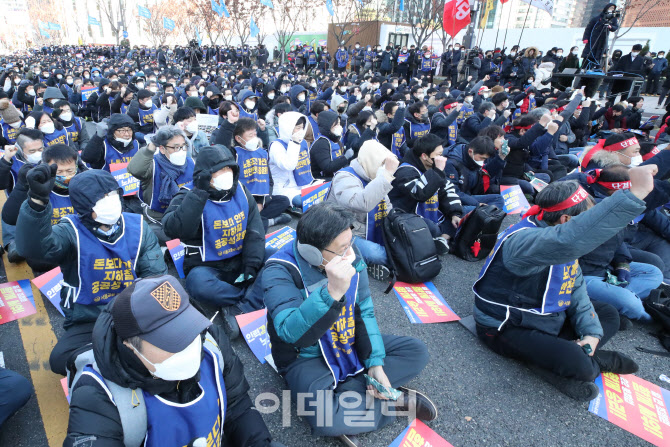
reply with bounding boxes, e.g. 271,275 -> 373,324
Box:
196,113 -> 219,138
588,372 -> 670,447
235,309 -> 272,364
81,86 -> 96,102
265,226 -> 296,250
0,280 -> 37,325
32,267 -> 65,317
166,239 -> 186,278
301,181 -> 331,212
500,185 -> 530,215
389,419 -> 454,447
109,162 -> 140,196
393,281 -> 460,324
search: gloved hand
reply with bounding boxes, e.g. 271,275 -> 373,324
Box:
16,163 -> 32,188
344,148 -> 354,160
194,172 -> 211,191
235,266 -> 257,285
615,264 -> 631,285
27,163 -> 57,203
96,121 -> 108,137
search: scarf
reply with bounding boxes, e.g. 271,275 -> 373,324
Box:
155,152 -> 187,205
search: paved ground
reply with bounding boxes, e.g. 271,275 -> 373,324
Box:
0,99 -> 668,447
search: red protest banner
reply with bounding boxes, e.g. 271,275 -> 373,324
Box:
0,280 -> 37,325
393,281 -> 460,324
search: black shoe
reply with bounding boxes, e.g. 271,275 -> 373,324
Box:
6,241 -> 24,264
594,350 -> 639,375
270,213 -> 291,227
433,237 -> 449,255
529,365 -> 599,402
657,283 -> 670,296
288,206 -> 303,216
337,434 -> 361,447
220,306 -> 242,340
367,264 -> 391,282
397,386 -> 438,422
619,316 -> 633,331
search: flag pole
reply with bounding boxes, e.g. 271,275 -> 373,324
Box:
501,1 -> 512,50
493,1 -> 503,49
517,4 -> 532,47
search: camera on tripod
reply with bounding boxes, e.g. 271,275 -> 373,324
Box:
603,9 -> 621,25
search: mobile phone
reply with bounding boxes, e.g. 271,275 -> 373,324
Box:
364,374 -> 402,400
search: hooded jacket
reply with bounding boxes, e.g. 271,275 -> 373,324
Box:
15,170 -> 166,327
288,84 -> 308,113
162,146 -> 265,277
257,83 -> 275,119
268,111 -> 309,199
63,308 -> 273,447
82,114 -> 138,169
445,143 -> 505,197
310,110 -> 349,180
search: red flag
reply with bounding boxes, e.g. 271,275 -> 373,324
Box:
500,0 -> 510,3
443,0 -> 471,38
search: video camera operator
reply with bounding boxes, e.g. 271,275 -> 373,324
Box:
458,48 -> 481,83
183,39 -> 203,76
581,3 -> 619,71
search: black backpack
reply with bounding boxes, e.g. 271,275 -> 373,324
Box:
637,288 -> 670,357
450,204 -> 507,261
382,208 -> 441,292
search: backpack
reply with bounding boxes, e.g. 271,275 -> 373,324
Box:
450,204 -> 507,261
637,288 -> 670,357
382,208 -> 441,292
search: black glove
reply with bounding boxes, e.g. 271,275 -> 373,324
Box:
16,163 -> 32,188
27,163 -> 57,203
194,172 -> 211,191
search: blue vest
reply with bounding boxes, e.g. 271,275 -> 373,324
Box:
208,106 -> 218,116
120,102 -> 130,114
434,112 -> 458,146
43,105 -> 54,115
64,118 -> 82,143
308,52 -> 317,65
138,103 -> 157,129
339,167 -> 388,245
49,191 -> 74,225
1,122 -> 23,144
316,136 -> 342,162
421,56 -> 433,72
236,147 -> 270,196
274,139 -> 314,187
143,346 -> 226,447
238,105 -> 258,121
405,120 -> 431,141
61,213 -> 142,306
200,185 -> 248,262
335,50 -> 348,67
44,127 -> 69,147
102,139 -> 140,172
399,163 -> 443,224
307,116 -> 321,141
473,218 -> 578,322
364,51 -> 374,62
391,127 -> 405,158
457,104 -> 474,126
140,157 -> 195,213
269,247 -> 364,386
8,156 -> 25,188
397,53 -> 409,64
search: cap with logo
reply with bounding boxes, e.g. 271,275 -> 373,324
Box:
111,275 -> 211,353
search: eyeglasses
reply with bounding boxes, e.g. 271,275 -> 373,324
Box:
115,128 -> 133,135
324,236 -> 357,258
164,144 -> 187,153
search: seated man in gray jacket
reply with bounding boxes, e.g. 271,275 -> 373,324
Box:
473,165 -> 657,402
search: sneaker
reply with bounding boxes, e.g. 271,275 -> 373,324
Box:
288,206 -> 303,216
433,237 -> 449,255
594,350 -> 639,375
6,241 -> 24,264
397,386 -> 438,422
337,434 -> 361,447
367,264 -> 391,282
220,306 -> 242,340
529,365 -> 599,402
270,213 -> 291,227
619,316 -> 633,331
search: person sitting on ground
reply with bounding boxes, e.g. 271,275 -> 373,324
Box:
263,202 -> 436,446
172,106 -> 210,159
15,168 -> 167,375
63,275 -> 282,447
389,133 -> 463,253
473,166 -> 658,402
327,140 -> 399,280
309,110 -> 354,180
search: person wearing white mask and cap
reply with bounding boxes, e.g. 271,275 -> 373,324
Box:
15,168 -> 167,376
52,100 -> 90,152
172,106 -> 210,159
162,145 -> 266,337
128,125 -> 194,232
63,275 -> 283,447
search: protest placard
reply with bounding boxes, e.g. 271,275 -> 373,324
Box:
32,268 -> 64,317
196,113 -> 219,138
109,162 -> 140,196
301,181 -> 330,212
166,239 -> 186,279
393,281 -> 460,324
500,184 -> 530,215
0,280 -> 37,325
235,309 -> 272,364
389,419 -> 454,447
265,226 -> 296,250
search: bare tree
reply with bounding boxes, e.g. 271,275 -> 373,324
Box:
142,1 -> 183,47
188,0 -> 233,45
97,0 -> 130,44
328,0 -> 388,49
270,0 -> 309,61
26,0 -> 64,45
404,0 -> 443,50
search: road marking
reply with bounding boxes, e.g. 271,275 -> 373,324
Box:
0,195 -> 68,445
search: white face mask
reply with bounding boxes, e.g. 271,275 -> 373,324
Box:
66,79 -> 73,85
132,336 -> 202,381
310,82 -> 317,88
631,52 -> 639,57
482,93 -> 489,98
572,50 -> 579,55
60,112 -> 73,121
627,154 -> 643,167
25,151 -> 43,164
9,121 -> 22,129
224,95 -> 233,101
136,82 -> 145,89
474,159 -> 485,167
212,171 -> 234,191
92,193 -> 122,225
149,87 -> 158,93
244,99 -> 256,110
331,125 -> 343,137
267,93 -> 275,100
169,149 -> 187,166
186,120 -> 199,135
116,137 -> 132,147
143,100 -> 153,108
189,91 -> 198,97
297,94 -> 306,102
242,136 -> 260,151
40,123 -> 55,134
280,86 -> 288,94
198,87 -> 205,93
27,90 -> 36,97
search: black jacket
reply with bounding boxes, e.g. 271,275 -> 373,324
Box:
81,114 -> 138,170
63,308 -> 272,447
310,110 -> 349,180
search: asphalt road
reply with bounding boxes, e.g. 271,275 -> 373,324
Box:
0,100 -> 668,447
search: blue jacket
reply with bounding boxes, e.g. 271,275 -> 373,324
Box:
262,243 -> 385,374
445,143 -> 506,198
651,57 -> 668,74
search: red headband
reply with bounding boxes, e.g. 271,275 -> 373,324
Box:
642,147 -> 660,161
587,170 -> 631,190
556,105 -> 566,113
514,124 -> 533,130
443,102 -> 458,110
522,186 -> 590,221
604,137 -> 639,152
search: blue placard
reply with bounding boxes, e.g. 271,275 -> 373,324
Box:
301,181 -> 331,212
166,239 -> 186,278
265,226 -> 296,250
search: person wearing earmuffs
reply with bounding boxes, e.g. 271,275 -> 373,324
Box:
262,202 -> 436,446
